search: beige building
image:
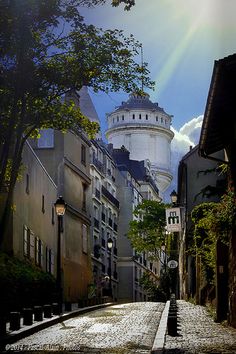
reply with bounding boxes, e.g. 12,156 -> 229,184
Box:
31,127 -> 92,302
2,141 -> 57,276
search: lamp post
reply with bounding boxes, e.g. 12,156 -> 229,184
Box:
107,237 -> 113,298
54,196 -> 66,314
170,190 -> 179,297
170,190 -> 178,206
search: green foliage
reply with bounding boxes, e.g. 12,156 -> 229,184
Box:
78,0 -> 136,11
139,271 -> 167,302
128,200 -> 167,258
0,252 -> 56,316
191,185 -> 236,283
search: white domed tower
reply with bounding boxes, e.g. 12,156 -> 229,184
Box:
105,92 -> 174,194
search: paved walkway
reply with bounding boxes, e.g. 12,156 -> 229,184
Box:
5,302 -> 165,353
164,300 -> 236,354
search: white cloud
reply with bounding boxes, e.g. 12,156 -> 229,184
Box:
164,115 -> 203,200
179,115 -> 203,145
171,115 -> 203,158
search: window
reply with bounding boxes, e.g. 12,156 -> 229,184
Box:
161,117 -> 163,123
132,114 -> 135,119
46,248 -> 54,274
42,195 -> 45,213
156,116 -> 158,122
82,224 -> 88,254
117,116 -> 119,122
122,115 -> 124,120
82,183 -> 87,210
23,226 -> 35,260
146,114 -> 148,120
81,144 -> 86,166
26,174 -> 30,194
37,129 -> 54,148
35,237 -> 43,267
139,114 -> 141,119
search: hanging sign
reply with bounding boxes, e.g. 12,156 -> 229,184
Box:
165,207 -> 182,232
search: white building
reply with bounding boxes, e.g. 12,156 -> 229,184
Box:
106,92 -> 174,196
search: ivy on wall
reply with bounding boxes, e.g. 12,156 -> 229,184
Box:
191,183 -> 236,283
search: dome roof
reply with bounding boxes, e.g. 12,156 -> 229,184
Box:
114,92 -> 165,113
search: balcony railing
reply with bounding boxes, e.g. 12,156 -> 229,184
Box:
101,185 -> 119,208
95,188 -> 100,199
108,218 -> 113,227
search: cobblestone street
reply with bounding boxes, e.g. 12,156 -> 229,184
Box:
5,302 -> 165,353
164,300 -> 236,354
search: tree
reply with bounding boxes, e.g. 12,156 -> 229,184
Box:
0,0 -> 154,246
128,200 -> 173,299
78,0 -> 136,11
128,200 -> 167,261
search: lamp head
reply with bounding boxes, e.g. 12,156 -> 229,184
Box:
107,237 -> 113,249
54,196 -> 66,216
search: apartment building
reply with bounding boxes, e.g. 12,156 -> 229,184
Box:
90,140 -> 119,301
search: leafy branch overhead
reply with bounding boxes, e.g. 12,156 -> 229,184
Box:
0,0 -> 154,245
78,0 -> 136,11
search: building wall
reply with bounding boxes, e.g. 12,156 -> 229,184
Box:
32,129 -> 92,302
178,146 -> 226,302
89,140 -> 119,301
12,142 -> 57,275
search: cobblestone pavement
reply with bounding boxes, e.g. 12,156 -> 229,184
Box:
164,300 -> 236,354
5,302 -> 165,353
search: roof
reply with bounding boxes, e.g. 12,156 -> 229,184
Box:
114,92 -> 169,115
199,54 -> 236,157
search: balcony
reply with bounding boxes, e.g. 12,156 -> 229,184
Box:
92,157 -> 104,173
94,217 -> 99,229
101,185 -> 119,209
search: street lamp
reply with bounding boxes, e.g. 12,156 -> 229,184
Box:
107,237 -> 113,298
169,190 -> 179,297
170,190 -> 178,205
54,196 -> 66,314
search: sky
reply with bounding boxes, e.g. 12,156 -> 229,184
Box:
79,0 -> 236,192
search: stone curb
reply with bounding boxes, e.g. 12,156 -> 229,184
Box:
0,302 -> 114,349
151,300 -> 170,354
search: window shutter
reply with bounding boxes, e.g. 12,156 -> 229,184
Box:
30,231 -> 35,260
40,240 -> 44,267
23,225 -> 28,256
